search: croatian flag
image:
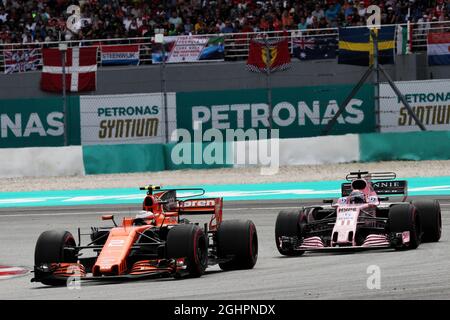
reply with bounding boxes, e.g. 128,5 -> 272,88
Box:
101,45 -> 140,66
427,32 -> 450,65
41,47 -> 97,92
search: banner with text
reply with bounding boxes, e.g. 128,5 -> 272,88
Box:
80,93 -> 176,145
176,84 -> 375,139
101,45 -> 140,66
152,36 -> 224,63
380,79 -> 450,132
0,97 -> 80,148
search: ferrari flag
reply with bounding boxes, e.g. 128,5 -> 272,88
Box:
247,38 -> 291,73
338,26 -> 395,66
41,47 -> 97,92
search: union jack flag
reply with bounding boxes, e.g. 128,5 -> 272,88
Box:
293,37 -> 316,51
4,48 -> 41,74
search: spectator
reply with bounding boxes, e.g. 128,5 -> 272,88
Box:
325,3 -> 341,25
312,4 -> 325,20
281,9 -> 293,29
221,20 -> 235,33
0,0 -> 447,44
0,7 -> 8,23
168,11 -> 182,29
298,16 -> 308,30
183,17 -> 193,34
306,11 -> 315,26
123,14 -> 133,31
167,23 -> 177,36
343,0 -> 355,18
357,1 -> 367,18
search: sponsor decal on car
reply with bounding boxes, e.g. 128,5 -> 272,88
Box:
183,199 -> 216,207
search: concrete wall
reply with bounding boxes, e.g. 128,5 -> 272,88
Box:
0,146 -> 84,178
0,53 -> 448,100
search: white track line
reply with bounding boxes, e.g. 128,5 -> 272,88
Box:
0,203 -> 449,218
0,207 -> 300,218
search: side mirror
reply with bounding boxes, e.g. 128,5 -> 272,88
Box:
102,215 -> 117,226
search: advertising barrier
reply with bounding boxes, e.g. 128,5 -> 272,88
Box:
176,84 -> 375,139
0,97 -> 80,148
79,93 -> 177,145
380,79 -> 450,132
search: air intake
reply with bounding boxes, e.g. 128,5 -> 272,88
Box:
351,179 -> 367,190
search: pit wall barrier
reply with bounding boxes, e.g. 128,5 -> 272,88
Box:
80,130 -> 450,175
0,146 -> 84,178
82,142 -> 234,175
359,131 -> 450,162
2,131 -> 450,177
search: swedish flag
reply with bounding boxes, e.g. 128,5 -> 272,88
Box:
338,26 -> 396,66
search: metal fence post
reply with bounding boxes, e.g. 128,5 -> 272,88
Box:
59,43 -> 68,146
155,31 -> 169,143
265,36 -> 273,132
372,29 -> 381,132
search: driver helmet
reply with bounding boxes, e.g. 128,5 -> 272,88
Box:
135,210 -> 155,220
349,190 -> 366,204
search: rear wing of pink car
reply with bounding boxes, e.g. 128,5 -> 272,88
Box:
341,180 -> 408,197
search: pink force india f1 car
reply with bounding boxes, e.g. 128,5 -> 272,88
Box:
275,171 -> 442,255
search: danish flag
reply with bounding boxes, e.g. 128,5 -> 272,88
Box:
41,47 -> 97,92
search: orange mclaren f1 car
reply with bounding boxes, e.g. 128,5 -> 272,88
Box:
31,185 -> 258,286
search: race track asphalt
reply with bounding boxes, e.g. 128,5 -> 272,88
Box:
0,196 -> 449,300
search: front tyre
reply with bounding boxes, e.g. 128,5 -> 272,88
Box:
166,224 -> 208,277
388,204 -> 421,250
275,210 -> 306,256
34,230 -> 77,286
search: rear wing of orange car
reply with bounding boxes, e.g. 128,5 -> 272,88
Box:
178,198 -> 223,231
140,185 -> 224,230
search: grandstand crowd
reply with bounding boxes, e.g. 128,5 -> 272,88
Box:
0,0 -> 448,44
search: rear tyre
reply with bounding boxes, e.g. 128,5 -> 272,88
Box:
166,224 -> 208,277
216,220 -> 258,271
388,204 -> 421,250
275,210 -> 306,256
413,200 -> 442,242
34,230 -> 77,286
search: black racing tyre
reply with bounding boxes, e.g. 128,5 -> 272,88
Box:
34,230 -> 77,286
166,224 -> 208,277
216,220 -> 258,271
275,210 -> 306,256
388,204 -> 421,249
413,200 -> 442,242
